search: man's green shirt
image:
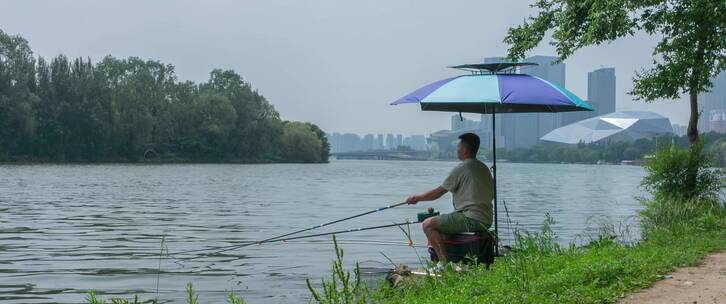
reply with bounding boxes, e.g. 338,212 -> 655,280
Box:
441,158 -> 494,227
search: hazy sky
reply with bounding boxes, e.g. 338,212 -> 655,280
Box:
1,0 -> 691,135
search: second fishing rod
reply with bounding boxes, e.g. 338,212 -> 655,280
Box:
172,201 -> 411,258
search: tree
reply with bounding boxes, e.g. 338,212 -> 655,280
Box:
0,29 -> 38,157
0,29 -> 329,164
281,121 -> 327,163
505,0 -> 726,146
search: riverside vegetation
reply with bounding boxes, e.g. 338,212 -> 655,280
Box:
304,141 -> 725,304
0,29 -> 329,163
490,132 -> 726,167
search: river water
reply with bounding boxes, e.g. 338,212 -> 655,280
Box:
0,160 -> 646,303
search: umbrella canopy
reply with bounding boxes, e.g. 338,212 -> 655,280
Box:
392,73 -> 593,114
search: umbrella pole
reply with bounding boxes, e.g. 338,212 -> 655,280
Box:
491,111 -> 498,256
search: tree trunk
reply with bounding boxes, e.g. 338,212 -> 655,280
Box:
687,31 -> 706,147
687,91 -> 700,145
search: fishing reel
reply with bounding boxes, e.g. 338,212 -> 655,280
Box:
417,207 -> 440,222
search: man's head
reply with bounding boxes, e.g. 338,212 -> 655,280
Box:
457,133 -> 480,160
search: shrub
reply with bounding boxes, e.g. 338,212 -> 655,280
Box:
641,140 -> 725,201
306,235 -> 369,304
639,196 -> 726,234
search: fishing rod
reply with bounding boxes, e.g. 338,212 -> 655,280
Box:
175,220 -> 421,260
170,220 -> 421,260
172,201 -> 410,258
247,220 -> 421,246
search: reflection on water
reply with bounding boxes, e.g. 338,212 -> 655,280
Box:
0,161 -> 645,303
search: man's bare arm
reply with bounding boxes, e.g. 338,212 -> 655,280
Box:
406,186 -> 448,205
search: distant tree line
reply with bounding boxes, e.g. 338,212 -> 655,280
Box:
0,30 -> 329,163
489,133 -> 726,167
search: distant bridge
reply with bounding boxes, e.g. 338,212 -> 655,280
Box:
331,150 -> 436,161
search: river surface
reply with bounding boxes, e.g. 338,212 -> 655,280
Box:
0,160 -> 646,303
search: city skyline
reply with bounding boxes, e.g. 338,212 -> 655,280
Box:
330,68 -> 725,140
326,132 -> 428,153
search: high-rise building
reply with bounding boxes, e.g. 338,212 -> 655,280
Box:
672,124 -> 687,137
560,67 -> 616,126
451,114 -> 464,131
451,114 -> 480,131
385,134 -> 395,150
479,113 -> 505,149
588,67 -> 616,117
396,134 -> 403,148
527,56 -> 566,141
374,134 -> 384,150
341,133 -> 361,152
698,72 -> 726,133
361,134 -> 375,151
403,135 -> 428,151
326,133 -> 344,153
709,110 -> 726,134
480,56 -> 566,148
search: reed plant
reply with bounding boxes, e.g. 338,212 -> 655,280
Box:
306,235 -> 370,304
84,283 -> 246,304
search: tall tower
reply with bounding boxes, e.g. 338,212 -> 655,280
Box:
480,56 -> 565,148
698,72 -> 726,132
526,55 -> 566,143
588,67 -> 616,117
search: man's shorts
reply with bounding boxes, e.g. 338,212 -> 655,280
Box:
433,211 -> 488,234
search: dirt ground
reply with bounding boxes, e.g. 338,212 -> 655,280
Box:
619,251 -> 726,304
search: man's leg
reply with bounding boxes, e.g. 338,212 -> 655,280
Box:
422,217 -> 448,263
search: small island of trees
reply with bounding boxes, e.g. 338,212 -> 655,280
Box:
0,30 -> 329,163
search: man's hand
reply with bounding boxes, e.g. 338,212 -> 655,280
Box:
406,187 -> 447,205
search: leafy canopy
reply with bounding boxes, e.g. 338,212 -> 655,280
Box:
505,0 -> 726,102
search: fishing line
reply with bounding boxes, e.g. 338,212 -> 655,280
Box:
222,220 -> 421,249
172,221 -> 422,262
169,201 -> 409,258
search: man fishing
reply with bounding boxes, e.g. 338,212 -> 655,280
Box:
405,132 -> 494,264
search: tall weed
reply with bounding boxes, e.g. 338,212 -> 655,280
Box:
306,235 -> 369,304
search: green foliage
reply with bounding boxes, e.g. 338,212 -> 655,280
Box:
641,140 -> 725,201
226,292 -> 247,304
488,133 -> 726,167
186,283 -> 198,304
639,196 -> 726,234
306,235 -> 369,304
282,121 -> 329,163
704,137 -> 726,169
513,213 -> 562,255
85,291 -> 103,304
0,29 -> 328,163
505,0 -> 726,144
85,291 -> 143,304
85,285 -> 248,304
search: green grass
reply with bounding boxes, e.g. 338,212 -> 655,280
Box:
363,197 -> 726,304
84,282 -> 246,304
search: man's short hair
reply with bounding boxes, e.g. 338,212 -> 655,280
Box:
458,133 -> 480,155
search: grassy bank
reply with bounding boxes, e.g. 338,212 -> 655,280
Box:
309,142 -> 726,304
358,197 -> 726,304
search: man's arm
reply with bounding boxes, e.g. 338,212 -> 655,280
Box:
406,186 -> 448,205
